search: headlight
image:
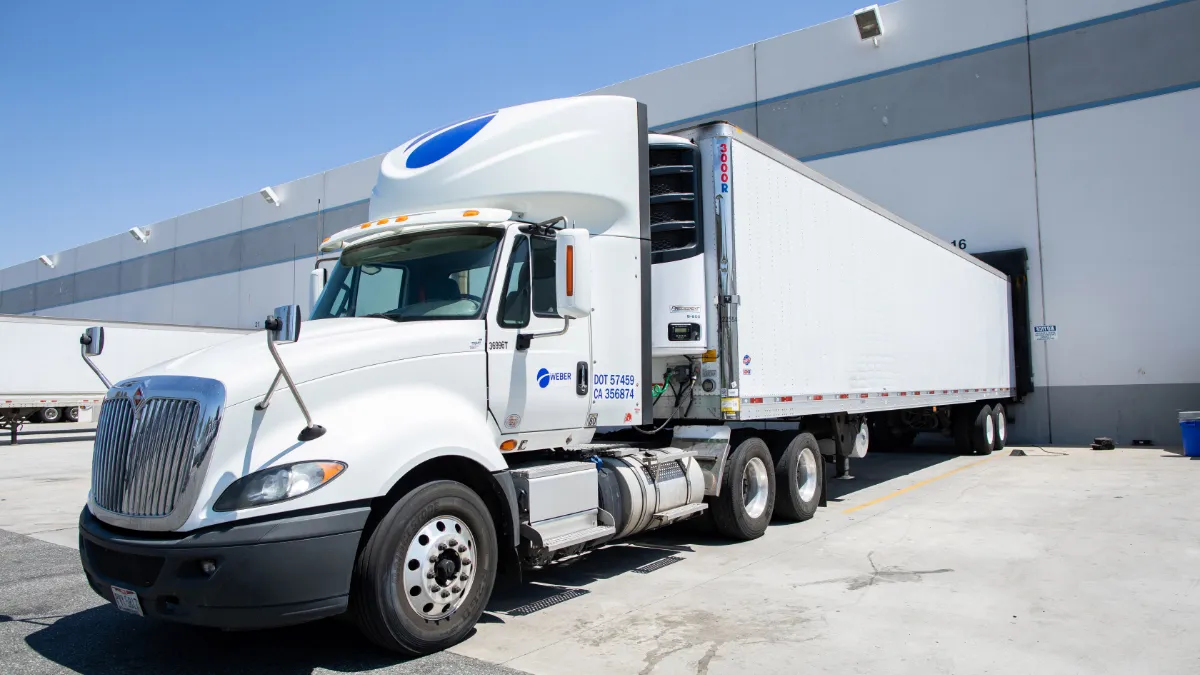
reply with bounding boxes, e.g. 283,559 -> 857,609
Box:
214,461 -> 346,512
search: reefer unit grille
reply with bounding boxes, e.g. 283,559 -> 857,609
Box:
648,142 -> 701,263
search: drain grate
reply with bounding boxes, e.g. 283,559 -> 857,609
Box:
632,555 -> 684,574
504,588 -> 590,616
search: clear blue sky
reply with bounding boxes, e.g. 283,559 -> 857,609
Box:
0,0 -> 864,270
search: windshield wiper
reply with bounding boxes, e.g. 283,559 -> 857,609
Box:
360,312 -> 406,322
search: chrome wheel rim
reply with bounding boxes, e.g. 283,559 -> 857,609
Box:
996,410 -> 1007,442
401,515 -> 476,620
797,447 -> 819,503
855,422 -> 870,457
742,456 -> 770,519
985,414 -> 995,446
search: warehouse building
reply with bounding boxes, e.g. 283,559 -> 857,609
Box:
1,0 -> 1196,445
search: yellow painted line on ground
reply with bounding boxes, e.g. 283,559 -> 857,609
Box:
842,456 -> 998,514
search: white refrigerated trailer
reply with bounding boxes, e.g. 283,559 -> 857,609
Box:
0,314 -> 249,442
76,95 -> 1020,655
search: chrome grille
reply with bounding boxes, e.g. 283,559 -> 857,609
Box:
90,376 -> 225,529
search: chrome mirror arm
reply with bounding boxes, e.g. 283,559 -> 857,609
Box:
258,313 -> 326,441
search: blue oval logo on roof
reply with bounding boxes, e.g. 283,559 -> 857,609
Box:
405,113 -> 496,169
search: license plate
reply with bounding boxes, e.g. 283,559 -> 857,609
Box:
111,586 -> 144,616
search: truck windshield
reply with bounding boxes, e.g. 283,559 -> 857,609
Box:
311,228 -> 502,321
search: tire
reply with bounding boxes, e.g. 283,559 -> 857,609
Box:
771,432 -> 822,522
953,403 -> 995,455
351,480 -> 497,655
37,407 -> 61,423
991,403 -> 1007,451
63,407 -> 79,423
710,436 -> 775,540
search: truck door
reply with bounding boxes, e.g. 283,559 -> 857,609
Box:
486,231 -> 592,435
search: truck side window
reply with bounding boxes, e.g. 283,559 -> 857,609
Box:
530,236 -> 558,317
498,236 -> 530,328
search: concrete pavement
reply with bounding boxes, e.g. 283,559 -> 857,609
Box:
2,434 -> 1198,674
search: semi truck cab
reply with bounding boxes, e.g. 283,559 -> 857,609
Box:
76,95 -> 1019,655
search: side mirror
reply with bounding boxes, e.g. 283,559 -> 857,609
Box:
266,305 -> 301,343
555,228 -> 591,319
308,268 -> 328,312
81,326 -> 105,356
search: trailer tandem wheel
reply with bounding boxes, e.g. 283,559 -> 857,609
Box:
771,432 -> 822,521
954,403 -> 995,456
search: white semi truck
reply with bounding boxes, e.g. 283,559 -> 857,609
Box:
0,314 -> 248,443
77,96 -> 1020,654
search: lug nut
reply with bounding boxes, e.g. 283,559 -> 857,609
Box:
428,555 -> 438,563
440,591 -> 450,598
461,558 -> 471,566
426,571 -> 435,579
438,543 -> 447,551
451,585 -> 461,593
448,538 -> 458,547
459,572 -> 469,581
457,545 -> 467,552
429,585 -> 440,593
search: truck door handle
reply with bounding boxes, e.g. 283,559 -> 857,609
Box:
576,361 -> 589,396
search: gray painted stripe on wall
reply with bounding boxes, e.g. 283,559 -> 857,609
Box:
1011,382 -> 1200,446
653,0 -> 1199,162
0,200 -> 368,313
755,41 -> 1032,164
1030,0 -> 1200,114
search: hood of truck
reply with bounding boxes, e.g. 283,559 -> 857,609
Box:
138,318 -> 484,407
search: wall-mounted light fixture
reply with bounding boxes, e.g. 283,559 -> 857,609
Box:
129,226 -> 151,243
260,186 -> 281,206
38,255 -> 55,268
854,5 -> 884,46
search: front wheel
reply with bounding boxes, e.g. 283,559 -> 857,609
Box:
710,436 -> 775,540
351,480 -> 497,655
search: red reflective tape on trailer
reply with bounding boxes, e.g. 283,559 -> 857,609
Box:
913,391 -> 921,396
942,390 -> 948,394
860,393 -> 869,398
839,394 -> 850,399
750,397 -> 763,404
881,392 -> 889,397
812,395 -> 823,400
780,396 -> 793,402
899,392 -> 907,396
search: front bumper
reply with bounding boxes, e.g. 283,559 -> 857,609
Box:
79,504 -> 370,629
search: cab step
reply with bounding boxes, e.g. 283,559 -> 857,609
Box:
651,502 -> 708,525
542,525 -> 616,551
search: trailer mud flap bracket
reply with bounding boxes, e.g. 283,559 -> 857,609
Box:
670,425 -> 732,496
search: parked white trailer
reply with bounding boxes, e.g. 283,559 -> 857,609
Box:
75,96 -> 1020,655
0,314 -> 250,442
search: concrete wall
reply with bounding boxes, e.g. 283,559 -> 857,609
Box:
3,0 -> 1197,445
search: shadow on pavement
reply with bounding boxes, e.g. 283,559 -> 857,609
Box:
484,542 -> 690,621
22,607 -> 409,674
826,435 -> 963,502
